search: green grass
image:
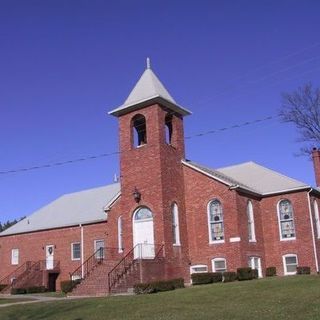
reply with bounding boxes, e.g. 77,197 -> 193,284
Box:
1,276 -> 320,319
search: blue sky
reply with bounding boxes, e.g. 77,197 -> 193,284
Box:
0,0 -> 320,222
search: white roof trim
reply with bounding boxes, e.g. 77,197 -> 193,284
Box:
109,95 -> 191,117
260,186 -> 311,196
182,160 -> 311,197
103,192 -> 121,212
182,160 -> 232,187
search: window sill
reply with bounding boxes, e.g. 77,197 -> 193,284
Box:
72,258 -> 81,261
280,237 -> 296,242
209,240 -> 225,244
173,243 -> 181,247
249,239 -> 257,243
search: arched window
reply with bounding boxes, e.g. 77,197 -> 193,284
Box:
314,200 -> 320,239
134,207 -> 153,220
208,199 -> 224,243
118,216 -> 123,253
165,114 -> 173,145
132,114 -> 147,148
278,200 -> 295,240
247,201 -> 256,242
172,203 -> 180,246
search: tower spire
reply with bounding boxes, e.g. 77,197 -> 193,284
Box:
146,57 -> 151,69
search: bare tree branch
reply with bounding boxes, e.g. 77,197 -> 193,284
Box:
279,83 -> 320,155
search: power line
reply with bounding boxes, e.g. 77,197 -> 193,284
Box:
0,115 -> 275,175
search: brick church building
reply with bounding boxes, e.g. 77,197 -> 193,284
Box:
1,63 -> 320,295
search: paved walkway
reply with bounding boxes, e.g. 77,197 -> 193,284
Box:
0,294 -> 91,308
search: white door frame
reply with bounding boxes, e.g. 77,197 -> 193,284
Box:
132,207 -> 155,259
46,245 -> 54,270
249,256 -> 262,278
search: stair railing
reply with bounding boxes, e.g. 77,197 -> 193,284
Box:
0,261 -> 37,291
108,243 -> 165,292
108,245 -> 137,291
69,247 -> 104,281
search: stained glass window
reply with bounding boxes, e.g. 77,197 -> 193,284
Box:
209,200 -> 224,241
278,200 -> 295,239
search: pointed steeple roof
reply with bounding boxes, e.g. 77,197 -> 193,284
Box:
109,61 -> 191,117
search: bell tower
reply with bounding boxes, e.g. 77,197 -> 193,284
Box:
109,60 -> 191,279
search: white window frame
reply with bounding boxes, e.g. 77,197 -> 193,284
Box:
11,249 -> 19,265
277,199 -> 296,241
248,256 -> 262,278
172,203 -> 181,246
247,201 -> 256,242
94,239 -> 105,259
71,242 -> 81,261
190,264 -> 208,274
118,216 -> 123,253
283,254 -> 298,275
211,258 -> 227,272
314,200 -> 320,239
207,199 -> 225,244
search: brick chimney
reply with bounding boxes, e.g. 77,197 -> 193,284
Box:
312,148 -> 320,187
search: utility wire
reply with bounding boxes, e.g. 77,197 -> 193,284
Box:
0,115 -> 275,175
2,42 -> 318,176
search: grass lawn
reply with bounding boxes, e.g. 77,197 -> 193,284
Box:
1,276 -> 320,320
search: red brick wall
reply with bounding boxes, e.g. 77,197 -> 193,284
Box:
261,191 -> 317,275
183,164 -> 318,277
0,222 -> 108,289
183,164 -> 243,273
116,104 -> 190,280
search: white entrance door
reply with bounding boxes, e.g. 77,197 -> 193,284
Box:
249,257 -> 262,278
46,245 -> 54,270
133,207 -> 155,259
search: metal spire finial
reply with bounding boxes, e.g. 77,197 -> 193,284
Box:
146,57 -> 151,69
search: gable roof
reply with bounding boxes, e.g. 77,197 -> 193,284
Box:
109,67 -> 191,117
183,160 -> 310,196
0,183 -> 121,236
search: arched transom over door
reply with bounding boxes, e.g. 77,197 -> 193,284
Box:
133,207 -> 155,259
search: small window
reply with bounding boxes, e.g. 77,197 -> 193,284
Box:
132,114 -> 147,148
71,243 -> 81,261
247,201 -> 256,242
208,199 -> 224,243
11,249 -> 19,265
172,203 -> 181,246
283,254 -> 298,275
94,240 -> 105,259
314,200 -> 320,239
278,200 -> 296,240
190,265 -> 208,274
212,258 -> 227,272
118,216 -> 123,253
165,114 -> 173,144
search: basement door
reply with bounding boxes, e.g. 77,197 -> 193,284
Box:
46,245 -> 54,270
133,207 -> 155,259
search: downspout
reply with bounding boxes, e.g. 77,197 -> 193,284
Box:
307,189 -> 319,272
80,224 -> 84,278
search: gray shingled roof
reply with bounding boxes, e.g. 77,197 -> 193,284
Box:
0,183 -> 120,236
109,67 -> 191,117
184,161 -> 310,195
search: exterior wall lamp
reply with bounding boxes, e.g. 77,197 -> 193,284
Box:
133,187 -> 141,203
